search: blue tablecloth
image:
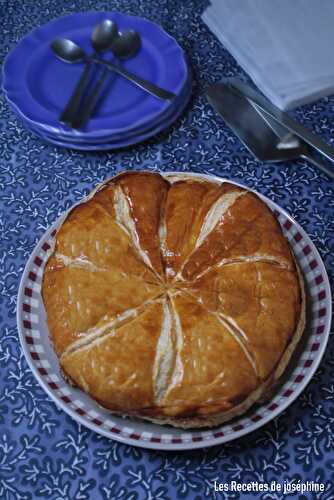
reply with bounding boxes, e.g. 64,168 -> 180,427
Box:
1,1 -> 333,499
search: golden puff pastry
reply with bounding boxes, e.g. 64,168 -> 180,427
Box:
42,171 -> 305,428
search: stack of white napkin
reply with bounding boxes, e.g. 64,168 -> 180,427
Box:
202,0 -> 334,109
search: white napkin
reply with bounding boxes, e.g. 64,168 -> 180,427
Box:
202,0 -> 334,109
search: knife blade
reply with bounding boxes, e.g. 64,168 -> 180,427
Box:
206,82 -> 302,161
218,78 -> 334,164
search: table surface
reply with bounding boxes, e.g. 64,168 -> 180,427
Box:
1,1 -> 333,499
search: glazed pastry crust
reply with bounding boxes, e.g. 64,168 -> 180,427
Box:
42,171 -> 306,428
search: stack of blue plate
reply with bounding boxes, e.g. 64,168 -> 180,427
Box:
3,12 -> 191,151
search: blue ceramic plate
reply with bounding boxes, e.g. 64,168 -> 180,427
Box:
13,69 -> 192,145
22,75 -> 192,150
3,11 -> 188,139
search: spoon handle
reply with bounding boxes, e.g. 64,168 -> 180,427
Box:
94,58 -> 176,101
60,61 -> 92,125
71,67 -> 109,129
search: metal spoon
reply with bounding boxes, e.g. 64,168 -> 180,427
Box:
111,30 -> 141,59
97,29 -> 175,100
92,19 -> 118,53
52,37 -> 176,115
72,30 -> 141,129
51,19 -> 117,125
51,39 -> 85,63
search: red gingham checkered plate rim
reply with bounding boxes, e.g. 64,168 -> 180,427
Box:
17,173 -> 332,450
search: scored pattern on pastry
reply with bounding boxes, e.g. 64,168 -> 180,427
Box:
189,189 -> 246,250
60,295 -> 165,360
181,287 -> 260,377
42,172 -> 303,422
152,298 -> 175,404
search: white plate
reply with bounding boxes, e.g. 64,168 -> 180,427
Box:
17,173 -> 332,450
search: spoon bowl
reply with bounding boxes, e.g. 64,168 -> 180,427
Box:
92,19 -> 118,53
51,38 -> 86,64
111,30 -> 141,59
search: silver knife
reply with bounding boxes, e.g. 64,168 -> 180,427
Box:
206,81 -> 301,161
207,82 -> 334,179
218,78 -> 334,164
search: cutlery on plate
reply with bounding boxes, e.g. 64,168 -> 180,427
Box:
51,19 -> 117,125
52,35 -> 177,127
72,30 -> 141,129
92,56 -> 176,100
206,83 -> 334,179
